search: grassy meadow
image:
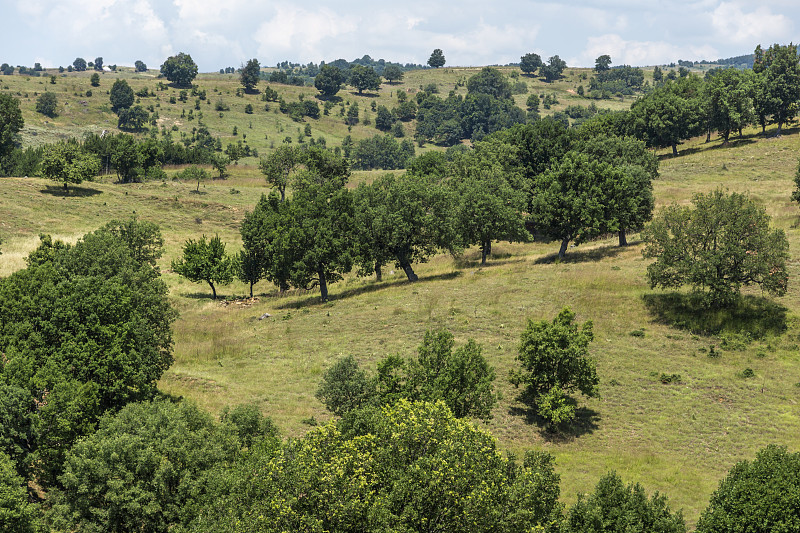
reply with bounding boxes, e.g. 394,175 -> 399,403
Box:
2,65 -> 800,527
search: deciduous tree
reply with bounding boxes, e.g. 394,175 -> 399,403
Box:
520,52 -> 543,76
382,65 -> 404,84
0,93 -> 23,166
109,78 -> 134,112
428,48 -> 446,68
160,52 -> 198,87
72,57 -> 87,71
349,65 -> 381,94
40,141 -> 100,190
594,54 -> 611,72
172,234 -> 236,299
314,64 -> 344,97
35,91 -> 58,117
240,58 -> 260,92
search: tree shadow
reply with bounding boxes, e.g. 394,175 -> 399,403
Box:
273,271 -> 463,309
533,243 -> 629,265
39,185 -> 102,197
642,292 -> 787,338
315,94 -> 342,103
349,91 -> 380,98
509,404 -> 600,442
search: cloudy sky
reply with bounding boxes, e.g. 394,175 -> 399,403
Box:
2,0 -> 798,71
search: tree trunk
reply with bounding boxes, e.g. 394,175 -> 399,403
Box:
558,238 -> 570,260
481,247 -> 487,265
279,280 -> 289,293
671,142 -> 678,157
777,121 -> 783,137
249,281 -> 254,298
208,281 -> 217,300
618,229 -> 627,247
318,267 -> 329,302
63,181 -> 68,191
705,129 -> 711,143
279,186 -> 285,202
375,263 -> 382,282
397,257 -> 418,282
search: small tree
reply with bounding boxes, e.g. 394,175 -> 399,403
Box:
117,105 -> 148,131
511,308 -> 598,426
93,56 -> 103,71
134,60 -> 147,72
90,72 -> 100,87
171,234 -> 235,299
177,165 -> 210,192
541,55 -> 567,82
259,144 -> 304,201
520,52 -> 543,76
35,92 -> 58,117
594,54 -> 611,72
236,248 -> 263,298
0,451 -> 40,533
316,355 -> 375,416
314,65 -> 344,97
72,57 -> 87,71
349,65 -> 381,95
40,141 -> 100,190
642,189 -> 789,307
160,52 -> 198,87
382,65 -> 404,84
240,58 -> 260,92
110,79 -> 134,112
428,48 -> 446,68
696,445 -> 800,533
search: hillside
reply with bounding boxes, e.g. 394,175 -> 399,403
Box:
2,63 -> 800,528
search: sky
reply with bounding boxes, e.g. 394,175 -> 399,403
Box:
2,0 -> 798,71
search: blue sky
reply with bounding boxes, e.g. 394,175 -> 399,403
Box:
2,1 -> 797,70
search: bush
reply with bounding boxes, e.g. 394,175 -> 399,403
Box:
35,91 -> 58,117
316,355 -> 374,416
696,445 -> 800,533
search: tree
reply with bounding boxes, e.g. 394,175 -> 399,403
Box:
316,355 -> 374,416
134,60 -> 147,72
511,308 -> 598,425
89,72 -> 100,87
349,65 -> 381,94
172,234 -> 236,299
176,165 -> 210,192
567,471 -> 686,533
0,451 -> 40,533
109,78 -> 134,112
529,151 -> 623,259
109,134 -> 143,183
382,65 -> 404,84
240,192 -> 294,292
541,55 -> 567,82
375,105 -> 395,131
314,64 -> 344,97
467,67 -> 512,99
642,189 -> 789,307
72,57 -> 87,71
653,65 -> 663,82
520,52 -> 543,76
345,101 -> 359,125
259,144 -> 304,202
594,54 -> 612,72
35,91 -> 58,118
428,48 -> 446,68
93,56 -> 103,71
704,68 -> 755,142
50,400 -> 250,533
117,105 -> 148,131
240,58 -> 260,92
160,52 -> 198,87
753,43 -> 800,135
40,141 -> 100,190
0,94 -> 23,166
696,445 -> 800,533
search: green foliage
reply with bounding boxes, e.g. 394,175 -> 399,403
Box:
117,105 -> 149,131
428,48 -> 446,68
0,451 -> 40,533
511,308 -> 598,425
316,355 -> 374,416
89,73 -> 100,87
134,60 -> 147,72
642,189 -> 789,307
109,78 -> 134,112
351,133 -> 414,170
696,445 -> 800,533
467,67 -> 513,99
239,58 -> 260,92
0,385 -> 36,479
258,144 -> 304,201
753,43 -> 800,134
314,64 -> 344,97
705,68 -> 754,142
160,52 -> 198,87
520,52 -> 543,76
541,55 -> 567,82
35,91 -> 58,118
72,57 -> 87,71
176,164 -> 210,192
172,234 -> 235,299
375,104 -> 395,131
48,400 -> 243,532
383,65 -> 404,84
348,65 -> 381,94
595,54 -> 612,72
40,141 -> 100,189
567,471 -> 686,533
0,93 -> 23,166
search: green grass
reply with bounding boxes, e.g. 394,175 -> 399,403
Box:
3,69 -> 800,528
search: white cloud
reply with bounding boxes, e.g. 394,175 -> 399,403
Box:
253,7 -> 358,62
711,2 -> 792,44
575,34 -> 718,67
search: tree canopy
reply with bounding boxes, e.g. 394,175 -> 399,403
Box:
594,54 -> 611,72
314,64 -> 344,97
428,48 -> 446,68
349,65 -> 381,94
753,43 -> 800,135
172,234 -> 236,300
240,58 -> 261,92
0,93 -> 23,168
520,52 -> 543,76
642,189 -> 789,307
160,52 -> 198,87
40,141 -> 100,190
110,79 -> 134,113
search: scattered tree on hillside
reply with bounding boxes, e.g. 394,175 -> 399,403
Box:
109,78 -> 134,112
240,58 -> 260,92
466,67 -> 512,99
93,56 -> 103,71
240,191 -> 294,292
0,93 -> 23,167
172,234 -> 236,299
594,54 -> 611,72
259,144 -> 304,202
349,65 -> 381,94
382,65 -> 404,84
752,42 -> 800,135
90,72 -> 100,87
117,105 -> 148,131
134,60 -> 147,72
40,141 -> 100,190
314,64 -> 344,97
72,57 -> 87,71
35,91 -> 58,118
160,52 -> 198,87
428,48 -> 446,68
541,55 -> 567,82
696,445 -> 800,533
704,67 -> 755,142
642,189 -> 789,307
520,52 -> 543,76
511,308 -> 598,426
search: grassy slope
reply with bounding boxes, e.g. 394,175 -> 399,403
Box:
2,66 -> 799,527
